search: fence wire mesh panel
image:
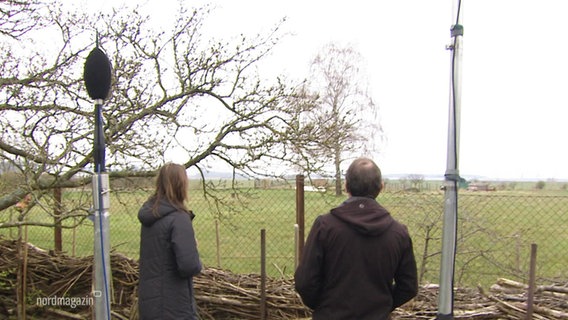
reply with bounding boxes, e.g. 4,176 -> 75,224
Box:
1,178 -> 566,290
381,192 -> 568,288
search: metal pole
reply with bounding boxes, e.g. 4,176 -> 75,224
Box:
93,100 -> 111,320
92,173 -> 111,319
84,43 -> 112,319
437,1 -> 463,319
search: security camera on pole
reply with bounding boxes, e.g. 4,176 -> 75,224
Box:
84,39 -> 113,320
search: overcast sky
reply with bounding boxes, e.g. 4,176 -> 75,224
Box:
74,0 -> 568,180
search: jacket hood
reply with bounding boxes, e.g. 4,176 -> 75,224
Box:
330,197 -> 394,236
138,199 -> 180,227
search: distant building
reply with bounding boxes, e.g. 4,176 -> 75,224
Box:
467,182 -> 496,191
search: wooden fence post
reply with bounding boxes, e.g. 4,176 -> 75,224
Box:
54,187 -> 62,253
526,243 -> 538,319
295,175 -> 305,264
260,229 -> 267,320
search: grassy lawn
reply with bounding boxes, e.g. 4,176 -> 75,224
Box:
1,185 -> 567,289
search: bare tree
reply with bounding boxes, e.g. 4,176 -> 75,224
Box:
0,2 -> 304,219
408,174 -> 425,191
294,43 -> 382,196
0,0 -> 45,38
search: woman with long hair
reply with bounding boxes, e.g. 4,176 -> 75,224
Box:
138,163 -> 201,319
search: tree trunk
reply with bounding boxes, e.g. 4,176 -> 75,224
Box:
334,147 -> 342,196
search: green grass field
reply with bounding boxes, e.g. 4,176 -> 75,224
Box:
2,184 -> 567,289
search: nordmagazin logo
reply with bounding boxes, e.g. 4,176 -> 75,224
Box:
36,295 -> 94,309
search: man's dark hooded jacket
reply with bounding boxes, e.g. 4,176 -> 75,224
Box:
138,199 -> 202,320
295,197 -> 418,320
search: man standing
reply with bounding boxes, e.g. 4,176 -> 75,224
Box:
295,157 -> 418,320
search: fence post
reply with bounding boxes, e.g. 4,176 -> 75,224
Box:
295,175 -> 305,264
260,229 -> 267,320
54,187 -> 62,253
526,243 -> 538,319
294,224 -> 299,269
215,219 -> 221,268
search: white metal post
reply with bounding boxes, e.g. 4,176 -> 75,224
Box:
437,1 -> 463,319
92,173 -> 111,319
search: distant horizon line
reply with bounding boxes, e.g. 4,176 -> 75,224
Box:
186,170 -> 568,182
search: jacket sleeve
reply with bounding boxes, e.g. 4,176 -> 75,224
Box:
392,233 -> 418,309
294,216 -> 325,309
171,212 -> 202,278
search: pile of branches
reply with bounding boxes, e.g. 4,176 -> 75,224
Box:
486,278 -> 568,319
395,281 -> 568,319
0,238 -> 309,319
0,238 -> 567,319
194,268 -> 308,319
0,238 -> 139,319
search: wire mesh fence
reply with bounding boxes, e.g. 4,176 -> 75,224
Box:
1,176 -> 567,290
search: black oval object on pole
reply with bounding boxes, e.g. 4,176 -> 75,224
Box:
84,47 -> 112,100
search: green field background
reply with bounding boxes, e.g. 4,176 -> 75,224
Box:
2,179 -> 567,290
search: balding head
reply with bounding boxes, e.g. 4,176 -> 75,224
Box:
345,157 -> 383,198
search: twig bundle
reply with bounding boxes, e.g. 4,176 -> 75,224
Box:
0,238 -> 566,319
0,238 -> 310,319
194,268 -> 309,319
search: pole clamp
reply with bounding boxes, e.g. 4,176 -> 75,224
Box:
444,169 -> 461,182
451,24 -> 464,37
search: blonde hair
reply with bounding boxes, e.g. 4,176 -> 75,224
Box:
150,163 -> 189,215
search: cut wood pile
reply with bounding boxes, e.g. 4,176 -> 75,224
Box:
0,238 -> 566,319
